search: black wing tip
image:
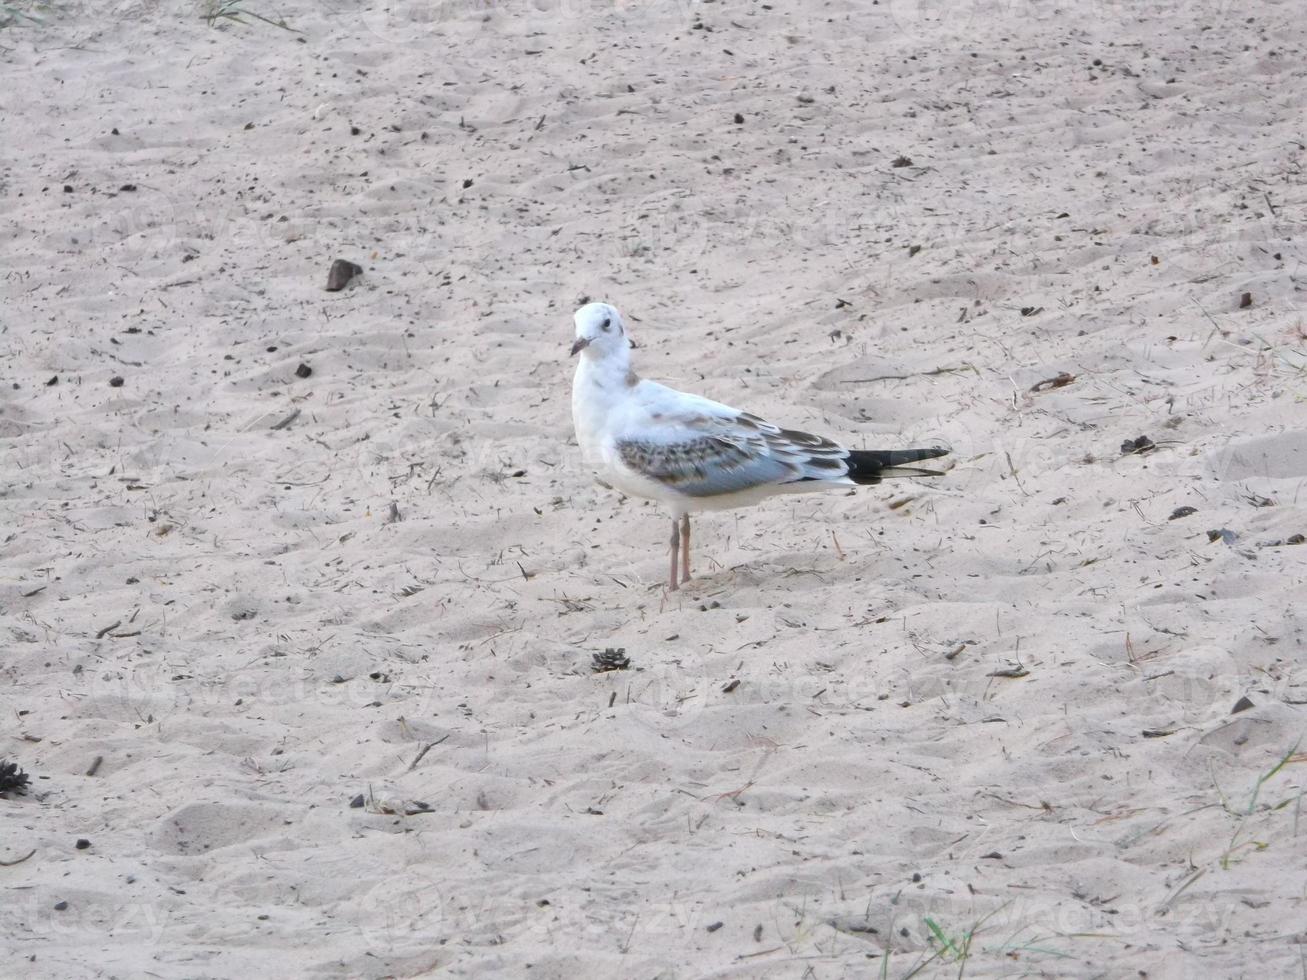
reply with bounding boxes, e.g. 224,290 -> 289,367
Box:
896,445 -> 951,463
845,446 -> 951,484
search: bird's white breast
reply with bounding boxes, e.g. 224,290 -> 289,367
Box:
572,361 -> 676,504
571,358 -> 615,469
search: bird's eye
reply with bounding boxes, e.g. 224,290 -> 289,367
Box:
600,317 -> 611,331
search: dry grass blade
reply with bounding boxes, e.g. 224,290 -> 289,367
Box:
0,3 -> 43,27
201,0 -> 300,32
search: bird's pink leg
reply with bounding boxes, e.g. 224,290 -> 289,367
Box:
680,514 -> 691,586
668,518 -> 680,592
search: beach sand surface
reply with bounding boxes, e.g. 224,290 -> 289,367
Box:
2,0 -> 1306,975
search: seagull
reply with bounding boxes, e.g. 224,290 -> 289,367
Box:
569,302 -> 949,591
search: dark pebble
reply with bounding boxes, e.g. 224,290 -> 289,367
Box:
733,112 -> 744,124
1231,696 -> 1255,714
54,901 -> 68,911
1168,506 -> 1197,520
109,376 -> 124,388
63,185 -> 74,193
349,794 -> 365,808
462,177 -> 474,188
706,921 -> 723,932
75,839 -> 91,850
326,259 -> 363,292
294,363 -> 312,379
119,184 -> 137,192
45,376 -> 58,387
1239,291 -> 1252,308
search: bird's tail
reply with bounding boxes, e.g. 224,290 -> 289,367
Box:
845,447 -> 949,485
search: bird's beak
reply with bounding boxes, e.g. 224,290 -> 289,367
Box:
570,337 -> 590,357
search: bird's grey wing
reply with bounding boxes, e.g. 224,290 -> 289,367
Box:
705,411 -> 853,481
616,411 -> 849,497
616,432 -> 801,497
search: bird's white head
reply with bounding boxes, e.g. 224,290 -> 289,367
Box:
570,302 -> 629,361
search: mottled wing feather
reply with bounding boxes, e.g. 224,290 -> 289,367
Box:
616,410 -> 852,498
617,436 -> 798,497
723,412 -> 843,453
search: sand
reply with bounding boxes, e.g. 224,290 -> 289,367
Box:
2,0 -> 1306,976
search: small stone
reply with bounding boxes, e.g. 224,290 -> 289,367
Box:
54,901 -> 69,911
1239,291 -> 1252,308
294,363 -> 312,379
462,177 -> 474,188
733,112 -> 744,124
326,259 -> 363,292
1231,695 -> 1255,714
63,185 -> 74,193
706,921 -> 724,932
349,794 -> 365,808
891,155 -> 913,167
109,376 -> 124,388
75,838 -> 91,850
1168,506 -> 1197,520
